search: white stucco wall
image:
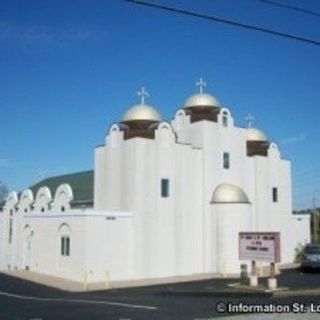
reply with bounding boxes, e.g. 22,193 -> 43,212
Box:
212,203 -> 252,274
0,206 -> 133,283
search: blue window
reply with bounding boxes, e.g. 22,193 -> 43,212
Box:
272,187 -> 278,202
223,152 -> 230,169
161,179 -> 169,198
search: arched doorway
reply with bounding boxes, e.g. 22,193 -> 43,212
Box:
23,225 -> 34,270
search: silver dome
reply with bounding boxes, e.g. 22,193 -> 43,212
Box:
122,104 -> 162,122
184,93 -> 221,108
211,183 -> 250,204
246,128 -> 268,142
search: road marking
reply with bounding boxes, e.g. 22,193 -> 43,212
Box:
0,290 -> 157,310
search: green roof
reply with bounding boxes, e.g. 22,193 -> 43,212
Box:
29,170 -> 94,203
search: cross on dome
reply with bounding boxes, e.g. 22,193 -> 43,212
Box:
137,87 -> 149,105
245,113 -> 255,128
196,77 -> 207,93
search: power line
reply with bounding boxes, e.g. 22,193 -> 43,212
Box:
259,0 -> 320,18
126,0 -> 320,46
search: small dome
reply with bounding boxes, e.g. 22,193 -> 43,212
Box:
211,183 -> 249,204
122,104 -> 162,122
246,128 -> 268,142
184,93 -> 221,108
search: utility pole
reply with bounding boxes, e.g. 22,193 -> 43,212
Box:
312,198 -> 318,243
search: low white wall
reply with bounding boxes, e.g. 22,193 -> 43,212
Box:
268,213 -> 310,264
0,209 -> 133,284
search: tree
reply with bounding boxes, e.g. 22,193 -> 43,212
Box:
0,181 -> 8,203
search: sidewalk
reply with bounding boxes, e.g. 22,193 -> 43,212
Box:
2,270 -> 87,291
1,270 -> 236,292
4,269 -> 320,297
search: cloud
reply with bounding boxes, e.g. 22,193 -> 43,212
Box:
0,21 -> 102,47
280,133 -> 306,145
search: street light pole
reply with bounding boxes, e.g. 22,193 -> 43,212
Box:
313,198 -> 318,243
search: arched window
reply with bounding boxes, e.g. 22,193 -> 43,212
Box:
59,223 -> 71,257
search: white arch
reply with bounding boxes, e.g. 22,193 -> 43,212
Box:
19,189 -> 34,213
175,109 -> 186,118
220,107 -> 231,115
4,191 -> 18,213
34,187 -> 52,213
269,142 -> 279,151
268,142 -> 280,158
158,121 -> 173,131
218,107 -> 233,127
156,121 -> 175,142
58,222 -> 71,235
109,123 -> 120,133
172,109 -> 189,134
24,224 -> 34,237
107,123 -> 125,147
53,184 -> 73,212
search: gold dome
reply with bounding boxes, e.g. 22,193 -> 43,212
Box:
184,93 -> 221,108
211,183 -> 249,204
246,128 -> 268,142
122,104 -> 162,122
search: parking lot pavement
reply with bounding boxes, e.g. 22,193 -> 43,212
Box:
276,268 -> 320,290
220,313 -> 320,320
1,270 -> 320,320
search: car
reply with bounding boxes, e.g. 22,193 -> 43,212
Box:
301,244 -> 320,272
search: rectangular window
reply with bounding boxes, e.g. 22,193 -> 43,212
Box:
223,152 -> 230,169
161,179 -> 169,198
272,187 -> 278,202
61,236 -> 70,256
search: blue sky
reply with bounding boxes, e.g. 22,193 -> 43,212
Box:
0,0 -> 319,210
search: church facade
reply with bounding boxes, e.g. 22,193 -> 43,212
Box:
0,80 -> 310,285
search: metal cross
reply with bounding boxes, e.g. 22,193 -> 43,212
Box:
196,77 -> 207,93
245,113 -> 255,128
137,86 -> 149,105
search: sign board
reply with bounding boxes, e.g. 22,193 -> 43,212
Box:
239,232 -> 281,263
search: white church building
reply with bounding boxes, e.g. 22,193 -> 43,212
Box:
0,79 -> 310,286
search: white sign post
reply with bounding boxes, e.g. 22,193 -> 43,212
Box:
239,232 -> 281,289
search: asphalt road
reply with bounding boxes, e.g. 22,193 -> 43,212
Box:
0,270 -> 320,320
